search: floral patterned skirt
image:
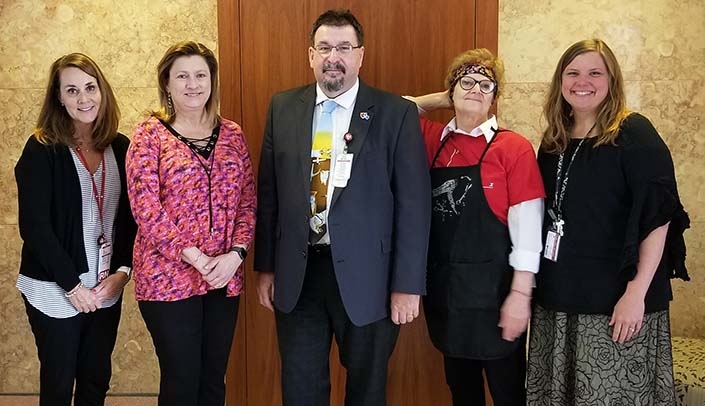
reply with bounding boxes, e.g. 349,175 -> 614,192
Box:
527,305 -> 675,406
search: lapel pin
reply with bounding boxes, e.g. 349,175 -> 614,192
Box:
344,132 -> 354,143
360,112 -> 370,120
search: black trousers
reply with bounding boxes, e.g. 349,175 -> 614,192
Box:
23,295 -> 122,406
139,289 -> 239,406
275,245 -> 400,406
443,334 -> 527,406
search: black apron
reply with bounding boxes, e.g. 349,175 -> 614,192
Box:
423,129 -> 518,360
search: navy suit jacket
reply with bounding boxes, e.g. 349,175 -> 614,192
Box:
255,81 -> 431,326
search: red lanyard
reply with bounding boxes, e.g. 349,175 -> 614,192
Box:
75,148 -> 107,239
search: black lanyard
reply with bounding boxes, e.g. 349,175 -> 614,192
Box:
551,124 -> 595,220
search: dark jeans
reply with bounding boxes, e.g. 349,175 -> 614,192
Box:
139,289 -> 240,406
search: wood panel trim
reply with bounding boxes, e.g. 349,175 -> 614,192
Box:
217,1 -> 246,406
475,0 -> 499,55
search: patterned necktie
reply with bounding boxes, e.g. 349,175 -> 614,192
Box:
309,100 -> 337,244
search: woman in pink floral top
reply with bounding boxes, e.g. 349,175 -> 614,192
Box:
126,41 -> 255,406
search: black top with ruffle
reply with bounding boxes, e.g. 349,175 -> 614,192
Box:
535,113 -> 690,315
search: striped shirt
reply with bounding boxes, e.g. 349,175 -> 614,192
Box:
17,146 -> 121,318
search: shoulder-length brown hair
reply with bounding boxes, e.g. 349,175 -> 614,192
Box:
153,41 -> 220,127
541,39 -> 630,153
34,53 -> 120,149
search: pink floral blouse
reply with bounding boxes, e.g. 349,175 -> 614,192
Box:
126,116 -> 256,301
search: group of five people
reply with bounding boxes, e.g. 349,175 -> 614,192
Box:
14,8 -> 689,406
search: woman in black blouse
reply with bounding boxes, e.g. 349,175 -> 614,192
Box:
527,39 -> 690,405
14,53 -> 135,406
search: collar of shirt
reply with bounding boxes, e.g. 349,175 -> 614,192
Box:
440,115 -> 498,143
315,78 -> 359,109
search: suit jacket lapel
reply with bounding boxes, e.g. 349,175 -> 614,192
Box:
330,81 -> 374,208
298,85 -> 316,200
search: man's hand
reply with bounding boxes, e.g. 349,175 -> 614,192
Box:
257,272 -> 275,311
390,292 -> 420,325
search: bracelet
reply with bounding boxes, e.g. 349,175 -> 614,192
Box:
194,252 -> 203,264
511,288 -> 532,298
65,282 -> 84,298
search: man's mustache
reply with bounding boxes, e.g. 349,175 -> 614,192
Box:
323,62 -> 346,73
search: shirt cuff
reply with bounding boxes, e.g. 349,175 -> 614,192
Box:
509,248 -> 540,274
116,266 -> 132,279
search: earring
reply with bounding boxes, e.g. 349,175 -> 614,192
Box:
167,93 -> 174,115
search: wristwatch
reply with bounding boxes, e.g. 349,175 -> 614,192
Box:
230,246 -> 248,261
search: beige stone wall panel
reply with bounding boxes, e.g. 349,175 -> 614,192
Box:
0,0 -> 218,394
500,0 -> 705,338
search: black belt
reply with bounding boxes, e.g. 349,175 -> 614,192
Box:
309,244 -> 332,257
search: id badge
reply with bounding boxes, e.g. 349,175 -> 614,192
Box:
543,229 -> 561,262
332,153 -> 353,188
97,241 -> 113,282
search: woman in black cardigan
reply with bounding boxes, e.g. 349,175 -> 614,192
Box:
14,53 -> 136,406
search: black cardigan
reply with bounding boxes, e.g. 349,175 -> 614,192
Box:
15,134 -> 137,292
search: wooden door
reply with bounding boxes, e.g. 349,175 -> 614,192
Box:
219,1 -> 498,405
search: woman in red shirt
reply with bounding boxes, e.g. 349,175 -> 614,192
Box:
406,48 -> 545,405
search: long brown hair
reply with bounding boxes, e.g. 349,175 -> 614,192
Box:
541,39 -> 630,153
35,53 -> 120,149
153,41 -> 220,126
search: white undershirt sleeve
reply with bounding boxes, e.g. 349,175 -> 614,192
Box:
507,197 -> 544,273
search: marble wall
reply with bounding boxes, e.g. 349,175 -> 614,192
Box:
0,0 -> 217,394
498,1 -> 705,337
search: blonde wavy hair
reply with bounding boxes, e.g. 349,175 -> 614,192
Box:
541,39 -> 630,154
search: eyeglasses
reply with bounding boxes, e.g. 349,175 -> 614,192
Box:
458,76 -> 496,94
313,44 -> 362,56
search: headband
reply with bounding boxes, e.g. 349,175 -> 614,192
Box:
453,63 -> 496,83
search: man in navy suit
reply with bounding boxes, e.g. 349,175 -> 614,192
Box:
255,9 -> 431,406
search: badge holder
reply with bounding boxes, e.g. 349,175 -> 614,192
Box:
97,234 -> 112,283
544,209 -> 563,262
